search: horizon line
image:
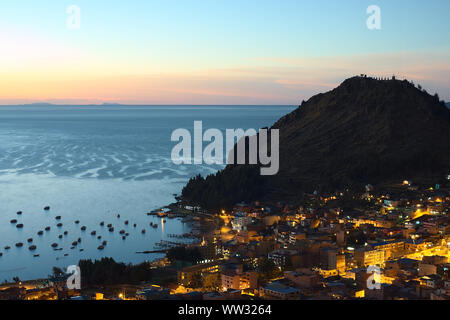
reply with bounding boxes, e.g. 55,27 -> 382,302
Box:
0,103 -> 298,107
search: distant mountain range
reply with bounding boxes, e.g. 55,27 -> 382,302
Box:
21,102 -> 55,106
17,102 -> 123,106
182,76 -> 450,209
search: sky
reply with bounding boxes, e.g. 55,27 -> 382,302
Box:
0,0 -> 449,105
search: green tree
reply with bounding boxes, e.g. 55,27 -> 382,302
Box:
258,257 -> 280,282
188,273 -> 204,289
52,266 -> 65,276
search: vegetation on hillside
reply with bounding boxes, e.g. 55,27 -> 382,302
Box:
182,77 -> 450,210
78,257 -> 153,286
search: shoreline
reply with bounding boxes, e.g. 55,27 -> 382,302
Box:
0,202 -> 211,284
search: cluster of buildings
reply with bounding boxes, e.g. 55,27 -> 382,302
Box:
1,178 -> 449,300
162,179 -> 450,300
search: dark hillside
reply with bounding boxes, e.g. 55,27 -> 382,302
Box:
182,76 -> 450,209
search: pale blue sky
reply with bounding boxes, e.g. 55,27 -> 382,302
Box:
1,0 -> 449,104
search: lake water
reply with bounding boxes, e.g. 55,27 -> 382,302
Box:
0,105 -> 295,281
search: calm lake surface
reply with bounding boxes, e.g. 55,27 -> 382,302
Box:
0,105 -> 295,281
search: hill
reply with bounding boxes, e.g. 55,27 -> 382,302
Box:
181,76 -> 450,209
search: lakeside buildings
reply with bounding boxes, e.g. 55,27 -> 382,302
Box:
1,178 -> 450,300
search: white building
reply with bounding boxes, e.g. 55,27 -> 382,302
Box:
231,212 -> 252,231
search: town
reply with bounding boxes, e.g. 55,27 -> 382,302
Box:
1,176 -> 449,301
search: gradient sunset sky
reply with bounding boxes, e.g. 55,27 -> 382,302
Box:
1,0 -> 449,105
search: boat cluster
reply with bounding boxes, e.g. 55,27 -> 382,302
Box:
1,206 -> 162,259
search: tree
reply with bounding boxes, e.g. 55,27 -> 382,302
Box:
78,257 -> 153,286
52,267 -> 65,276
258,257 -> 280,282
283,256 -> 295,271
203,273 -> 221,291
166,246 -> 201,264
346,230 -> 367,247
188,273 -> 204,289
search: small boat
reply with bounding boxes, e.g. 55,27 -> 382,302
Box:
28,245 -> 37,251
122,236 -> 126,240
16,224 -> 24,228
45,227 -> 51,231
64,253 -> 69,257
97,245 -> 104,250
79,249 -> 84,252
75,220 -> 80,224
4,246 -> 11,250
72,241 -> 78,246
100,221 -> 104,226
125,233 -> 129,236
58,235 -> 63,239
64,231 -> 68,235
57,223 -> 63,227
55,216 -> 61,220
37,231 -> 44,235
77,238 -> 82,243
141,229 -> 146,234
51,243 -> 58,248
17,211 -> 23,215
33,254 -> 40,257
91,231 -> 96,235
44,206 -> 50,211
102,241 -> 107,246
153,224 -> 158,228
97,235 -> 102,239
10,219 -> 17,224
108,227 -> 114,232
15,242 -> 23,248
117,214 -> 120,218
81,226 -> 86,231
107,224 -> 112,228
27,238 -> 33,243
133,224 -> 137,228
124,220 -> 129,225
119,230 -> 125,234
